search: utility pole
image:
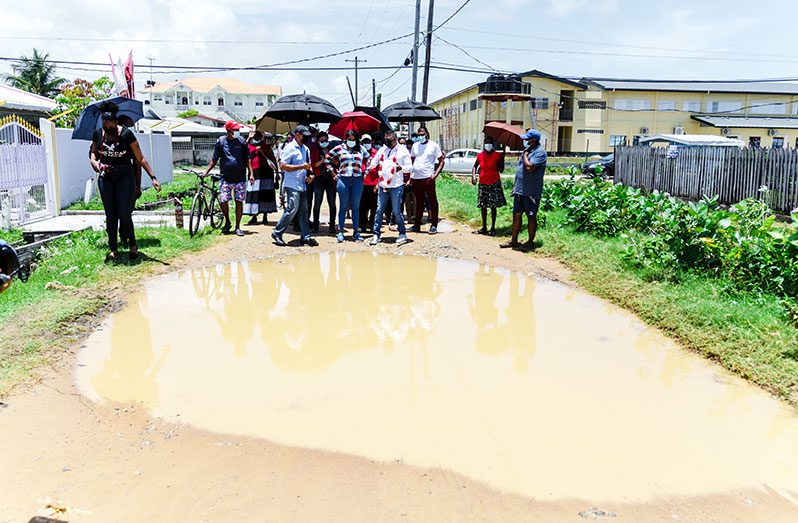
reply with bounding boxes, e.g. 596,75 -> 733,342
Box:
372,78 -> 376,107
421,0 -> 435,104
345,56 -> 367,108
346,77 -> 356,108
410,0 -> 422,102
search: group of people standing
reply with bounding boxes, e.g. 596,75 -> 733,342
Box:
89,104 -> 547,259
205,120 -> 448,247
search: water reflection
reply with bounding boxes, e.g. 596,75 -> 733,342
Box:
76,252 -> 798,503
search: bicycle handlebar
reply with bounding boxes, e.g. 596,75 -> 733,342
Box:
183,168 -> 220,181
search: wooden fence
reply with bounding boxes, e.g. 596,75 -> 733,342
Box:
615,146 -> 798,214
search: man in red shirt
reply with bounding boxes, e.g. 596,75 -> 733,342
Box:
471,135 -> 507,236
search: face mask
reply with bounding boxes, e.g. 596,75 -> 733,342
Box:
233,131 -> 241,139
484,143 -> 494,152
319,141 -> 329,148
523,140 -> 530,148
362,142 -> 372,149
419,135 -> 428,143
346,140 -> 357,148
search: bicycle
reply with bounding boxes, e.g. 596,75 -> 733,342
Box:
184,168 -> 225,237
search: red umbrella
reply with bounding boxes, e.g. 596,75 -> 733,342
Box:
482,121 -> 525,150
328,111 -> 381,139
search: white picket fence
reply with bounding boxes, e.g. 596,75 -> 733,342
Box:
0,116 -> 54,227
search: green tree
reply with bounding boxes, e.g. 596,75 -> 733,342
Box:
2,49 -> 64,98
178,109 -> 199,118
53,77 -> 114,128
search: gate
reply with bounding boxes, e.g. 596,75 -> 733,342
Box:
0,116 -> 54,227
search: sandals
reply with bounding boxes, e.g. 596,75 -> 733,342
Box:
473,227 -> 488,235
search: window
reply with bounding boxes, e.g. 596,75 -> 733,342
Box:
154,95 -> 163,102
195,100 -> 199,105
657,100 -> 676,111
772,137 -> 785,148
255,98 -> 265,107
218,97 -> 225,106
469,99 -> 477,111
682,101 -> 701,112
578,100 -> 607,109
478,99 -> 483,109
164,98 -> 171,104
706,101 -> 742,113
234,97 -> 243,107
465,150 -> 478,159
462,102 -> 467,113
609,135 -> 627,147
268,95 -> 276,104
614,99 -> 651,111
749,136 -> 761,148
446,151 -> 465,159
531,97 -> 549,109
203,97 -> 211,106
752,102 -> 786,115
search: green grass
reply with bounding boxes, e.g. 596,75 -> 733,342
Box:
437,174 -> 798,404
0,225 -> 216,395
0,228 -> 24,245
67,168 -> 199,211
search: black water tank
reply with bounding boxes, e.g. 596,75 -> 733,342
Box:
507,74 -> 523,94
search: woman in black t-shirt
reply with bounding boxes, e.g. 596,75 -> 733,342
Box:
89,101 -> 161,261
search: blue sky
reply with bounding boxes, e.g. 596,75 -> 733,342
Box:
3,0 -> 798,109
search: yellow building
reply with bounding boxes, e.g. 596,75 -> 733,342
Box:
427,71 -> 798,154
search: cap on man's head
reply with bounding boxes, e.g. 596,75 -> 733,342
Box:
224,120 -> 242,132
521,129 -> 542,142
361,133 -> 372,142
294,125 -> 312,136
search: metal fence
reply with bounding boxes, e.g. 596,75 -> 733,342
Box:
0,116 -> 53,227
615,145 -> 798,214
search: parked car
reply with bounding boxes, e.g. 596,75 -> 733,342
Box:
581,153 -> 614,178
442,148 -> 480,174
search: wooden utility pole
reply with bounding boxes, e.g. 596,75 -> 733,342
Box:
345,56 -> 367,107
372,78 -> 376,107
421,0 -> 435,104
346,77 -> 356,108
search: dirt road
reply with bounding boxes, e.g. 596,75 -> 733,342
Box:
2,222 -> 797,522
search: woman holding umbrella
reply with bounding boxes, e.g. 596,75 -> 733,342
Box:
325,129 -> 370,242
89,101 -> 161,261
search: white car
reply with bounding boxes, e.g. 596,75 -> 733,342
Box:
443,148 -> 480,174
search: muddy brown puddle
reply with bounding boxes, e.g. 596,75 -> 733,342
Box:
76,252 -> 798,504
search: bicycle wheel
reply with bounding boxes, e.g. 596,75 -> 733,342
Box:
189,191 -> 206,237
209,193 -> 225,230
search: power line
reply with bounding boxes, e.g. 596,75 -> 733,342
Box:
434,34 -> 499,73
368,0 -> 394,42
358,0 -> 377,38
432,0 -> 473,31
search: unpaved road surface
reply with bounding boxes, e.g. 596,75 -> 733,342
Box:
2,222 -> 798,522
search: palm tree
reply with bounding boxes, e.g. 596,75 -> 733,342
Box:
2,49 -> 65,98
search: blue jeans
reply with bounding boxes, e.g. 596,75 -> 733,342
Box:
337,176 -> 363,233
373,186 -> 406,236
274,188 -> 311,240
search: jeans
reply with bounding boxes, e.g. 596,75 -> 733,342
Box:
313,174 -> 337,228
412,177 -> 439,227
336,176 -> 364,233
98,168 -> 136,251
274,188 -> 311,240
373,186 -> 406,236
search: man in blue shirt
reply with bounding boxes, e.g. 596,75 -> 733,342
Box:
501,129 -> 547,251
271,125 -> 318,247
205,120 -> 251,236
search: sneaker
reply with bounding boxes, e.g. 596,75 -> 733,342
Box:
410,225 -> 421,233
271,232 -> 287,246
396,235 -> 408,245
369,235 -> 380,246
429,226 -> 438,235
235,228 -> 245,237
222,223 -> 231,235
301,238 -> 319,247
353,233 -> 364,242
336,232 -> 345,243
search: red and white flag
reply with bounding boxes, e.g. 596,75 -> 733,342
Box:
123,51 -> 135,99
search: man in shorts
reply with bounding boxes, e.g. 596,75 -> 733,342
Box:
205,120 -> 251,236
501,129 -> 546,251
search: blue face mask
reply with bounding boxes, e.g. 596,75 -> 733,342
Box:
346,140 -> 357,148
484,143 -> 494,152
319,141 -> 329,148
523,140 -> 530,148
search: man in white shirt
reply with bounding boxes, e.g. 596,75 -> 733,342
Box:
271,125 -> 317,247
410,125 -> 445,234
368,130 -> 413,245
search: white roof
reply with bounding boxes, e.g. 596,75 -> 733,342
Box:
137,117 -> 227,135
0,84 -> 58,112
640,134 -> 745,147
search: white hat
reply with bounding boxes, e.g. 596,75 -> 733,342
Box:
361,133 -> 372,141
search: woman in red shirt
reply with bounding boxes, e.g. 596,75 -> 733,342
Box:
471,135 -> 507,236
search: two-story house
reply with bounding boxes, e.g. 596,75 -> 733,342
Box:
142,77 -> 282,125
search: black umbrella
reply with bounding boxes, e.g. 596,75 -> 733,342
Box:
263,94 -> 342,124
71,96 -> 144,140
382,100 -> 441,122
353,105 -> 394,135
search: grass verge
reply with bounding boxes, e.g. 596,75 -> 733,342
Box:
0,211 -> 217,397
437,174 -> 798,405
67,168 -> 198,211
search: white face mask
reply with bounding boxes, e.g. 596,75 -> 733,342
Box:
346,140 -> 357,148
420,135 -> 428,143
484,143 -> 494,152
523,140 -> 530,148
